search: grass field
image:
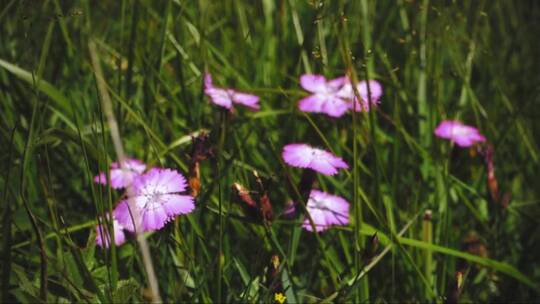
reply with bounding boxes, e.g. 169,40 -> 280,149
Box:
1,0 -> 540,302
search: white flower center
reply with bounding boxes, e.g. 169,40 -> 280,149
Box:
311,198 -> 327,209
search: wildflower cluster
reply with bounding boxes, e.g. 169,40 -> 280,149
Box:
434,120 -> 486,147
279,73 -> 384,232
204,73 -> 260,110
298,74 -> 383,117
94,71 -> 491,243
276,74 -> 385,231
94,159 -> 194,247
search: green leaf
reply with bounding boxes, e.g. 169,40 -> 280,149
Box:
0,58 -> 71,113
112,279 -> 140,303
359,224 -> 540,292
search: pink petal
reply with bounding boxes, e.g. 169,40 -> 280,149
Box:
132,168 -> 188,196
309,158 -> 340,175
434,120 -> 460,138
283,201 -> 296,217
357,80 -> 383,103
453,133 -> 486,147
322,200 -> 349,226
142,206 -> 169,231
94,172 -> 108,185
204,73 -> 214,90
309,150 -> 348,176
321,96 -> 349,117
302,190 -> 349,232
282,144 -> 314,168
159,194 -> 195,217
346,80 -> 383,112
156,168 -> 188,193
328,154 -> 349,170
299,94 -> 349,117
232,91 -> 260,110
298,74 -> 351,118
327,76 -> 348,90
204,73 -> 260,110
282,144 -> 348,175
434,120 -> 486,147
114,200 -> 137,232
298,94 -> 326,113
348,99 -> 374,112
300,74 -> 328,93
453,137 -> 475,147
205,88 -> 233,109
96,218 -> 126,247
471,133 -> 486,142
94,158 -> 146,189
123,158 -> 147,172
336,83 -> 354,100
109,170 -> 138,188
302,208 -> 327,232
337,79 -> 383,112
94,170 -> 127,189
323,208 -> 348,226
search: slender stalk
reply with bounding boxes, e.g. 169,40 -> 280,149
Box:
217,110 -> 227,304
217,173 -> 223,303
418,0 -> 430,179
1,127 -> 16,303
422,210 -> 433,300
359,0 -> 376,300
20,75 -> 48,302
96,101 -> 118,290
336,16 -> 364,301
88,40 -> 162,303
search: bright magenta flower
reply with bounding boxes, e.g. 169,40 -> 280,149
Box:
337,80 -> 383,112
303,189 -> 349,232
282,143 -> 348,176
95,216 -> 126,247
114,168 -> 195,232
298,74 -> 350,117
94,158 -> 146,189
204,73 -> 260,110
434,120 -> 486,147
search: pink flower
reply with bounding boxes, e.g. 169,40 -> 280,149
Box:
282,143 -> 348,176
94,158 -> 146,189
204,73 -> 260,110
434,120 -> 486,147
96,216 -> 126,247
337,80 -> 383,112
302,189 -> 349,232
114,168 -> 195,232
298,74 -> 350,117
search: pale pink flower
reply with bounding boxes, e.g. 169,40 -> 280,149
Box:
337,80 -> 383,112
303,189 -> 349,232
114,168 -> 195,232
96,216 -> 126,247
94,158 -> 146,189
434,120 -> 486,147
282,143 -> 348,176
204,73 -> 260,110
298,74 -> 350,117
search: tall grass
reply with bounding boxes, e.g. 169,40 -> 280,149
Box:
1,1 -> 539,302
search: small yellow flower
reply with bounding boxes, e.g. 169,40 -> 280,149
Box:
274,292 -> 286,304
